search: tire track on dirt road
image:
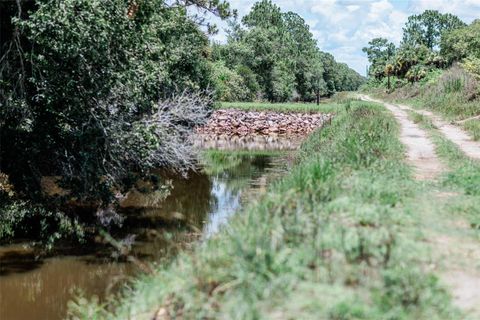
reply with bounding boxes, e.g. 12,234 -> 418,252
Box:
395,103 -> 480,160
359,95 -> 445,180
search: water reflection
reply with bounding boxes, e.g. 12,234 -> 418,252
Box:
0,149 -> 290,320
194,134 -> 303,151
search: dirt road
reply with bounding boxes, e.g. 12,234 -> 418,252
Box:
360,95 -> 480,318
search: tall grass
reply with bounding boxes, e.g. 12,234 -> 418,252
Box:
416,66 -> 480,141
462,119 -> 480,141
414,114 -> 480,230
392,66 -> 478,121
217,101 -> 339,113
368,65 -> 480,140
70,101 -> 457,319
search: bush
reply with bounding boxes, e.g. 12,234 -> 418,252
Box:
0,0 -> 218,243
436,65 -> 478,100
1,0 -> 213,199
462,56 -> 480,80
211,61 -> 250,101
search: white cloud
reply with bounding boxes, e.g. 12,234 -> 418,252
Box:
368,0 -> 394,21
311,0 -> 338,16
409,0 -> 480,23
346,5 -> 360,12
207,0 -> 479,75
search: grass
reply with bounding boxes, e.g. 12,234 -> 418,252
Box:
366,66 -> 480,139
462,119 -> 480,141
411,111 -> 480,232
407,94 -> 479,122
217,101 -> 340,113
70,101 -> 458,319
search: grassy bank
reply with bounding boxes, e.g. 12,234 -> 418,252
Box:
71,101 -> 457,319
366,66 -> 480,140
218,101 -> 339,113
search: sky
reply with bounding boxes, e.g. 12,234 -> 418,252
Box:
203,0 -> 480,76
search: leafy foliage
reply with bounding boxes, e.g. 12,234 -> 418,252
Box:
441,19 -> 480,79
0,0 -> 228,241
402,10 -> 466,50
211,0 -> 364,102
363,38 -> 396,79
363,10 -> 475,89
210,61 -> 252,101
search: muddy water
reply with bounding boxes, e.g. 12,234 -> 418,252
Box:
0,140 -> 295,320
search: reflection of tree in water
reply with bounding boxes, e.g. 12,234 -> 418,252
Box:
0,151 -> 286,320
151,170 -> 213,227
120,154 -> 277,258
0,248 -> 134,320
200,151 -> 279,234
119,170 -> 213,255
200,151 -> 275,193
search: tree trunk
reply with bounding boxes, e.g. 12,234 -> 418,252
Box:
316,90 -> 320,106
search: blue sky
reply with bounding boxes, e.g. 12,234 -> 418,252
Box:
204,0 -> 480,75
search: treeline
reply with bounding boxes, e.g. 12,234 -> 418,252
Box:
363,10 -> 480,88
210,0 -> 364,102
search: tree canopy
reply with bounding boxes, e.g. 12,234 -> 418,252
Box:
0,0 -> 231,242
402,10 -> 466,50
363,10 -> 477,85
210,0 -> 364,102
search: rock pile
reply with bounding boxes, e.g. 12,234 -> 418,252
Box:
196,109 -> 332,136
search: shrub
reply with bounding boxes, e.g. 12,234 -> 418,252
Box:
210,61 -> 250,101
436,64 -> 478,99
462,56 -> 480,80
0,0 -> 219,243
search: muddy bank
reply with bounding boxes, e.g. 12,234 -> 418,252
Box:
197,109 -> 332,136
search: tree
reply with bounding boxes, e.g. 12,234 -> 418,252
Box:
441,19 -> 480,64
271,61 -> 295,102
402,10 -> 466,50
385,63 -> 394,91
0,0 -> 231,242
310,57 -> 326,105
363,38 -> 396,79
242,0 -> 283,28
393,44 -> 430,77
211,0 -> 363,102
282,11 -> 318,100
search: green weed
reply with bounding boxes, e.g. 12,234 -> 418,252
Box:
218,101 -> 341,113
414,112 -> 480,232
462,119 -> 480,141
